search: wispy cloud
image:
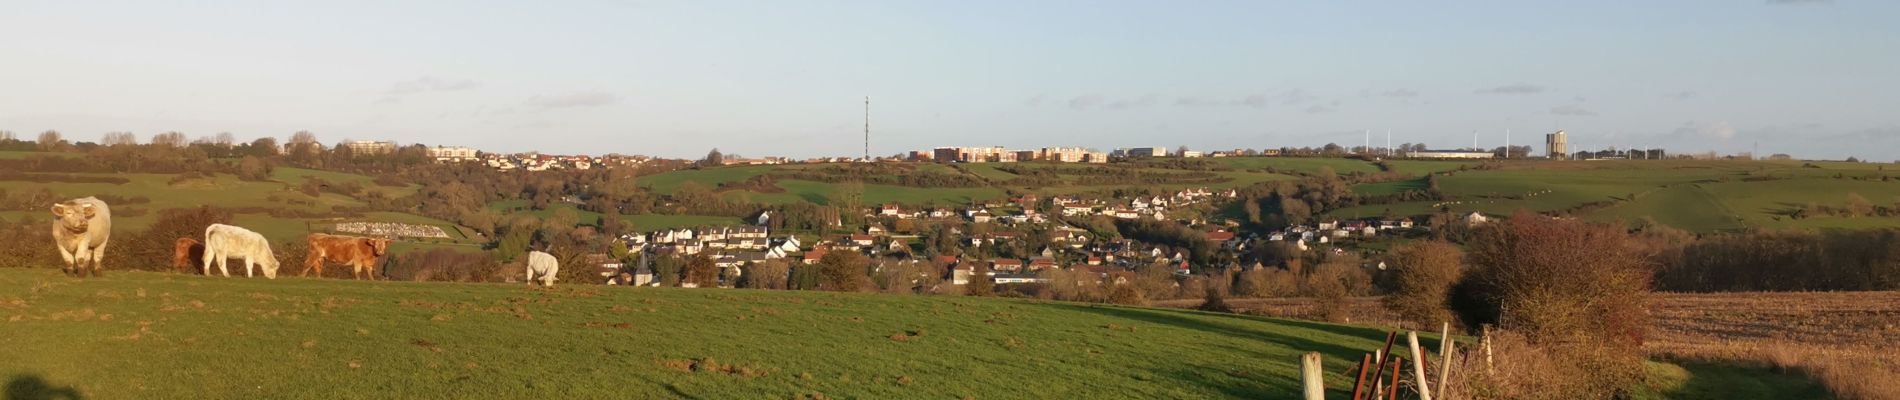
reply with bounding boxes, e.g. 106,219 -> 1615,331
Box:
1474,83 -> 1547,95
1766,0 -> 1831,5
386,77 -> 480,95
1381,89 -> 1419,98
1673,120 -> 1736,140
1175,94 -> 1269,108
1305,104 -> 1335,114
1024,94 -> 1046,107
525,91 -> 619,109
1664,91 -> 1698,100
1550,104 -> 1598,116
1068,94 -> 1105,110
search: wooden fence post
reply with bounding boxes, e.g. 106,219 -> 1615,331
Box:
1408,331 -> 1434,400
1352,353 -> 1372,400
1387,356 -> 1403,400
1372,331 -> 1398,399
1301,352 -> 1325,400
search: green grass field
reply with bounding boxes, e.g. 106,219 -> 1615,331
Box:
0,269 -> 1824,399
489,202 -> 743,233
1213,157 -> 1381,175
0,268 -> 1435,399
638,166 -> 773,194
1332,160 -> 1900,233
0,150 -> 81,160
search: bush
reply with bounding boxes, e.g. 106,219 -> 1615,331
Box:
389,249 -> 503,282
1196,288 -> 1232,313
816,251 -> 872,292
1106,283 -> 1146,306
106,206 -> 233,272
1380,240 -> 1465,329
739,260 -> 790,289
685,254 -> 719,288
1459,212 -> 1653,396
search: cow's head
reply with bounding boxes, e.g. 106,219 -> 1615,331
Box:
368,238 -> 392,256
50,203 -> 98,234
261,256 -> 280,279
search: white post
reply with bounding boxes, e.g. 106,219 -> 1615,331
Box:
1439,341 -> 1455,398
1408,331 -> 1434,400
1301,352 -> 1325,400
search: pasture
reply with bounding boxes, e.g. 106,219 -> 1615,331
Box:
487,202 -> 744,233
1332,160 -> 1900,233
1213,157 -> 1380,175
1,268 -> 1438,399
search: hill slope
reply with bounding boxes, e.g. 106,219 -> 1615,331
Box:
0,269 -> 1420,399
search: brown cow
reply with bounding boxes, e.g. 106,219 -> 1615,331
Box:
304,233 -> 392,280
172,237 -> 205,274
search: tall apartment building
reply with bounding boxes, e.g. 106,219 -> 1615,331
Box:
427,146 -> 479,162
1122,147 -> 1168,158
341,140 -> 398,155
933,146 -> 1015,163
1545,130 -> 1569,159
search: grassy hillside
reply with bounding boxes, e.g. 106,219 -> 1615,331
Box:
0,268 -> 1437,399
1332,160 -> 1900,233
2,170 -> 468,244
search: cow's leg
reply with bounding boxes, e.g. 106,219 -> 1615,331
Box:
303,250 -> 319,277
217,255 -> 231,277
57,243 -> 77,276
72,236 -> 91,277
88,242 -> 107,277
243,256 -> 254,278
202,250 -> 214,276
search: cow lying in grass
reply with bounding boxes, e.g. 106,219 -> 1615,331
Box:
173,238 -> 204,274
525,251 -> 559,286
203,224 -> 279,279
51,197 -> 111,277
303,233 -> 392,280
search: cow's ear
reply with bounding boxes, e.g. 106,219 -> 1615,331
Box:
80,204 -> 97,218
50,204 -> 67,217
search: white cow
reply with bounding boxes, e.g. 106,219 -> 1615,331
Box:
525,251 -> 559,286
50,197 -> 112,277
203,224 -> 280,279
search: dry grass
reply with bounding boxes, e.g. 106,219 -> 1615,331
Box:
1647,291 -> 1900,400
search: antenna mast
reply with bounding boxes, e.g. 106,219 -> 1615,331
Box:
863,96 -> 870,161
1505,129 -> 1512,158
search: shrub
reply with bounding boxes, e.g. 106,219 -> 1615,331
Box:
740,260 -> 790,289
1460,212 -> 1654,396
685,254 -> 719,288
106,206 -> 233,272
1380,240 -> 1466,329
1106,283 -> 1146,306
816,251 -> 871,292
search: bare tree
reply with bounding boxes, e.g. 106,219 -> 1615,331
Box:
101,131 -> 138,146
0,130 -> 14,141
215,132 -> 236,147
288,130 -> 317,144
151,131 -> 187,148
37,130 -> 62,150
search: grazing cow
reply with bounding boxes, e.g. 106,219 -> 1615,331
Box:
50,197 -> 112,277
202,224 -> 280,279
172,238 -> 205,274
525,251 -> 559,286
303,233 -> 392,280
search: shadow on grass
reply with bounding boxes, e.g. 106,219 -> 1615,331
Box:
5,374 -> 82,400
1048,303 -> 1410,398
1646,361 -> 1833,400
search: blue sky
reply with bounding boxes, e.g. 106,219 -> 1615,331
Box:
1,0 -> 1895,160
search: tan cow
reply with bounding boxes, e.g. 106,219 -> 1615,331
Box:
173,237 -> 205,274
304,233 -> 392,280
51,197 -> 112,277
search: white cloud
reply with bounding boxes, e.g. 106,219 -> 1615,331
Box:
386,77 -> 480,95
1673,121 -> 1737,140
525,91 -> 619,109
1474,83 -> 1547,94
1550,104 -> 1598,116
